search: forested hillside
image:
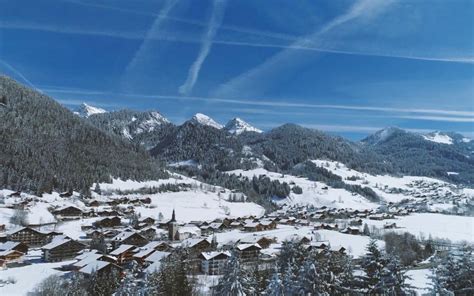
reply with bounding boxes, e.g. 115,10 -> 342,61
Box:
362,127 -> 474,185
87,109 -> 174,149
0,76 -> 167,194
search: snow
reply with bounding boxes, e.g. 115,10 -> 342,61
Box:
423,132 -> 453,145
406,269 -> 432,295
190,113 -> 223,129
0,260 -> 73,295
446,172 -> 459,176
363,213 -> 474,243
462,137 -> 471,143
168,160 -> 199,168
310,159 -> 465,204
224,118 -> 262,135
226,168 -> 378,210
74,103 -> 107,118
213,225 -> 384,258
135,112 -> 170,134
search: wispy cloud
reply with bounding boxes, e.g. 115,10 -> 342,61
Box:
179,0 -> 227,95
2,21 -> 472,65
0,60 -> 40,92
42,86 -> 474,118
397,115 -> 474,123
122,0 -> 179,85
213,0 -> 396,98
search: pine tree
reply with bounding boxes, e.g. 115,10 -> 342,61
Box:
116,261 -> 142,296
295,259 -> 328,296
372,255 -> 412,295
215,252 -> 252,296
361,238 -> 384,290
265,270 -> 284,296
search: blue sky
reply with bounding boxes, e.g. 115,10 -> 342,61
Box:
1,0 -> 473,139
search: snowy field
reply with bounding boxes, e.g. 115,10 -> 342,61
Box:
407,269 -> 432,295
311,160 -> 473,204
363,213 -> 474,243
226,168 -> 378,210
0,250 -> 73,296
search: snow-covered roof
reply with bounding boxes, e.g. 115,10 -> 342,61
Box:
181,237 -> 210,248
236,243 -> 261,251
0,241 -> 22,251
110,244 -> 136,256
79,260 -> 111,275
42,236 -> 75,250
145,251 -> 170,263
133,248 -> 156,259
200,251 -> 231,260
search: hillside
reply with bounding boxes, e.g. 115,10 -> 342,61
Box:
87,109 -> 174,150
0,76 -> 167,194
362,127 -> 474,185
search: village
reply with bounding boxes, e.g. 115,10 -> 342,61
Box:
0,165 -> 472,295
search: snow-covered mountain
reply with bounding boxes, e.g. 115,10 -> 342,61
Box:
423,131 -> 454,145
86,109 -> 173,149
361,126 -> 405,145
224,118 -> 262,135
74,103 -> 107,117
189,113 -> 223,129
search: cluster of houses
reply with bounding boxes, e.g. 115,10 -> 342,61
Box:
0,205 -> 356,277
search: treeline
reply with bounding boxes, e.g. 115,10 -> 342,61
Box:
292,161 -> 380,202
176,166 -> 290,211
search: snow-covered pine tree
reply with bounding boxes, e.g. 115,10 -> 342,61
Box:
116,261 -> 143,296
431,247 -> 474,295
265,269 -> 284,296
281,262 -> 296,295
361,238 -> 384,290
215,252 -> 253,296
294,259 -> 328,296
372,255 -> 413,295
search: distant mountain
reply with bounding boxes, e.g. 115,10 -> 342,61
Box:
224,118 -> 262,135
0,76 -> 167,194
150,121 -> 247,171
243,124 -> 386,173
74,103 -> 107,118
362,127 -> 405,146
362,128 -> 474,185
189,113 -> 223,129
87,109 -> 173,149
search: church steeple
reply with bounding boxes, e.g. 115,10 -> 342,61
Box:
168,209 -> 178,241
170,209 -> 176,223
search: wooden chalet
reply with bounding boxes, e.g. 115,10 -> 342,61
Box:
0,241 -> 29,254
52,206 -> 83,217
239,235 -> 274,249
110,244 -> 137,265
7,227 -> 51,246
42,237 -> 85,262
112,229 -> 148,247
236,243 -> 261,263
0,249 -> 24,267
199,251 -> 231,275
78,260 -> 122,278
93,216 -> 121,228
182,238 -> 212,255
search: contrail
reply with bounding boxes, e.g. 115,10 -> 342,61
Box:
42,86 -> 474,118
122,0 -> 179,81
0,60 -> 41,92
2,21 -> 472,65
179,0 -> 227,95
212,0 -> 396,98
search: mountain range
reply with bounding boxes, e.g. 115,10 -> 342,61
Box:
1,76 -> 472,196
